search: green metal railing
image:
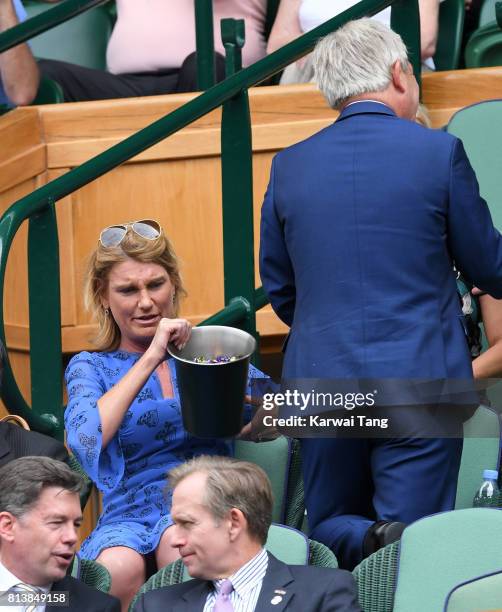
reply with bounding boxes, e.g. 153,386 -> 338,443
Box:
0,0 -> 108,52
0,0 -> 420,437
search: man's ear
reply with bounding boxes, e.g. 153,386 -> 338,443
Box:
391,60 -> 406,93
0,512 -> 17,543
228,508 -> 247,542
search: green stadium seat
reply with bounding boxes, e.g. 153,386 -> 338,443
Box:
434,0 -> 466,70
70,556 -> 112,593
393,509 -> 502,612
455,405 -> 501,510
464,20 -> 502,67
478,0 -> 502,28
32,75 -> 64,104
444,569 -> 502,611
234,437 -> 305,529
352,540 -> 400,612
23,0 -> 113,70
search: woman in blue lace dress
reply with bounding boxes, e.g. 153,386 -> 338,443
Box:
65,220 -> 266,609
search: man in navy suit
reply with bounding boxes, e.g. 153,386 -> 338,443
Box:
260,19 -> 502,570
0,457 -> 119,611
133,456 -> 360,611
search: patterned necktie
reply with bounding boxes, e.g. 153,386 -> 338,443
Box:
12,583 -> 43,612
213,579 -> 234,612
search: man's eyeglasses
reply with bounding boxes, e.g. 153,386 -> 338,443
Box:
99,219 -> 162,248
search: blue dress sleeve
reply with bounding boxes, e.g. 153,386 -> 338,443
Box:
64,352 -> 125,492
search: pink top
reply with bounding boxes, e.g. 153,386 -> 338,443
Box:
107,0 -> 268,75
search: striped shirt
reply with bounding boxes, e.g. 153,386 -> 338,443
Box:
203,548 -> 268,612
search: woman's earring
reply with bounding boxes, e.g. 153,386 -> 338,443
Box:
104,307 -> 110,316
172,293 -> 176,304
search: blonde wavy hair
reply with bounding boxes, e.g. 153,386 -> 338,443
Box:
84,228 -> 186,351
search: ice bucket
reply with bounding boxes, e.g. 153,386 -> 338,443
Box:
167,325 -> 256,438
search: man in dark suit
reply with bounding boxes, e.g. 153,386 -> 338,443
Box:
0,338 -> 68,467
0,420 -> 68,467
133,456 -> 360,611
0,456 -> 119,611
259,18 -> 502,570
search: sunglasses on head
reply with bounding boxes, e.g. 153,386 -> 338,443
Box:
99,219 -> 162,248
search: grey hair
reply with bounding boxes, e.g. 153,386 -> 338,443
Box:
0,457 -> 84,517
313,18 -> 410,109
169,455 -> 273,545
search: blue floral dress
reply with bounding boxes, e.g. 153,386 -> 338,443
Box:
65,350 -> 266,559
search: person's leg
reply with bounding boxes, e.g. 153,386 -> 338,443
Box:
155,525 -> 181,568
371,435 -> 464,524
37,59 -> 179,101
96,546 -> 146,612
175,52 -> 226,93
301,437 -> 375,570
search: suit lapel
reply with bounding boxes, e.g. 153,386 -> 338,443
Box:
47,577 -> 76,612
255,554 -> 295,611
176,579 -> 211,612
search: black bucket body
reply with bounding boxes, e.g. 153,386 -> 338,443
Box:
167,326 -> 256,438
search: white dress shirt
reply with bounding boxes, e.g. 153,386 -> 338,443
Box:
0,561 -> 51,612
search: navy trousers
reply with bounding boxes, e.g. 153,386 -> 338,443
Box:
301,434 -> 463,570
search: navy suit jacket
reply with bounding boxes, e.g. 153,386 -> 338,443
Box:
260,102 -> 502,382
132,553 -> 361,611
47,575 -> 120,612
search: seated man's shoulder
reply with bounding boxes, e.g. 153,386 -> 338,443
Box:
55,575 -> 120,611
133,579 -> 202,609
288,562 -> 355,585
0,422 -> 68,466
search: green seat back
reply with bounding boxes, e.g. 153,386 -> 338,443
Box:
352,540 -> 400,612
455,405 -> 501,509
479,0 -> 502,27
393,508 -> 502,612
444,570 -> 502,611
434,0 -> 466,70
78,558 -> 112,593
180,523 -> 309,581
23,0 -> 113,70
447,100 -> 502,231
235,437 -> 304,527
464,21 -> 502,68
32,76 -> 64,105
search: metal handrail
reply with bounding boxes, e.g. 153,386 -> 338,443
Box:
0,0 -> 109,53
0,0 -> 420,435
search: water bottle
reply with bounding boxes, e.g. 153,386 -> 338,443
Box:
473,469 -> 500,508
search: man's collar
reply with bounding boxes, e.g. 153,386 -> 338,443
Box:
337,100 -> 396,121
0,559 -> 51,593
212,547 -> 268,598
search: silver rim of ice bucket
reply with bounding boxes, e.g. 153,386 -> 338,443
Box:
167,325 -> 256,365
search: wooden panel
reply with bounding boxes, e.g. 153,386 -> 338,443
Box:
37,85 -> 333,168
423,67 -> 502,127
0,108 -> 45,193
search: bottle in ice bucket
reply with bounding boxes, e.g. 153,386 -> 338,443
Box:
473,469 -> 500,508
